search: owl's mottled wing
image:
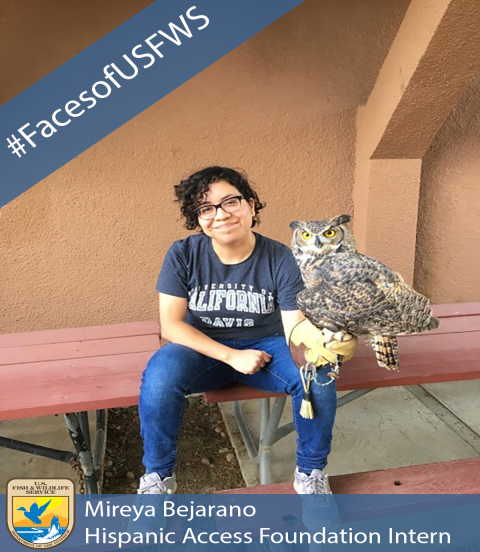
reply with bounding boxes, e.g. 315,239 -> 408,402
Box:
297,254 -> 412,335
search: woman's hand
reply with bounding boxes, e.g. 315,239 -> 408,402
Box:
227,349 -> 272,375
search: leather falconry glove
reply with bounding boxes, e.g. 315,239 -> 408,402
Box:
288,319 -> 358,419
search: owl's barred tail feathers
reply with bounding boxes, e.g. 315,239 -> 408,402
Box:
373,335 -> 399,370
370,312 -> 438,371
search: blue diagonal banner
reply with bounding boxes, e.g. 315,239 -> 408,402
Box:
0,0 -> 305,208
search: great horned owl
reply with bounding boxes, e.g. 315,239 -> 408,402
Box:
290,214 -> 439,370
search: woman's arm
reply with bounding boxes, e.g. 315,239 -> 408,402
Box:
281,310 -> 305,344
159,293 -> 271,375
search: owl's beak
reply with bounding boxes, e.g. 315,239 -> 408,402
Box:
315,236 -> 322,247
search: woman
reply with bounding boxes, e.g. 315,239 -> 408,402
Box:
138,166 -> 353,494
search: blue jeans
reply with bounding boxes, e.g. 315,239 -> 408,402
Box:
138,335 -> 337,477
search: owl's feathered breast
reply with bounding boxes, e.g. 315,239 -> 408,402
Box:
297,252 -> 411,335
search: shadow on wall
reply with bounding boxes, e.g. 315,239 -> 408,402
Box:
415,70 -> 480,303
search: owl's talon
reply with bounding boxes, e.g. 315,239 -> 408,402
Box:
333,331 -> 345,342
321,328 -> 335,343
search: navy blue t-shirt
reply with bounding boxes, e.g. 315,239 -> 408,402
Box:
156,233 -> 304,340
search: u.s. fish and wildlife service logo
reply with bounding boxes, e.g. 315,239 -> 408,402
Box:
6,478 -> 75,549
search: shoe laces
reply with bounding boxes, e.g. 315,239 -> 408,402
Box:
304,471 -> 330,495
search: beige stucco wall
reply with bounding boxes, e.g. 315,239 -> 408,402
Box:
1,0 -> 445,333
414,70 -> 480,302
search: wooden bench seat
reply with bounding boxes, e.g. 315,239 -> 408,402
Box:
0,321 -> 159,420
218,457 -> 480,494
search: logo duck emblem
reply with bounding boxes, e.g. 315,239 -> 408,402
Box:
16,499 -> 51,525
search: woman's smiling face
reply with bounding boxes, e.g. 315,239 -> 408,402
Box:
196,181 -> 256,245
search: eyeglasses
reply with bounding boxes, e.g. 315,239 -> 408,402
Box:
194,195 -> 244,220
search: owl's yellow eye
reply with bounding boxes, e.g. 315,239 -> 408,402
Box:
323,229 -> 336,238
301,231 -> 312,240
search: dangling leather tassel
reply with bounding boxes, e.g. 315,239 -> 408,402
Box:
299,366 -> 314,419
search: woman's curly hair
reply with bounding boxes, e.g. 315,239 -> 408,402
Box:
174,166 -> 265,231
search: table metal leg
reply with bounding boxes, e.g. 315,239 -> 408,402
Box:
93,409 -> 108,491
64,413 -> 98,494
0,436 -> 75,463
77,411 -> 91,450
259,396 -> 287,485
260,397 -> 270,443
337,388 -> 374,407
234,401 -> 259,463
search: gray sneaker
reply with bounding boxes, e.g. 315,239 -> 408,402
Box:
294,468 -> 332,494
137,472 -> 177,494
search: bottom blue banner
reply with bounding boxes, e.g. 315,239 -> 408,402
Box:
2,494 -> 479,550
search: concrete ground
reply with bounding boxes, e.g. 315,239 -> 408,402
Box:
219,380 -> 480,487
0,381 -> 478,491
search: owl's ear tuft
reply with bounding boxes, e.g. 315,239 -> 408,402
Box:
289,221 -> 302,231
333,214 -> 351,226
